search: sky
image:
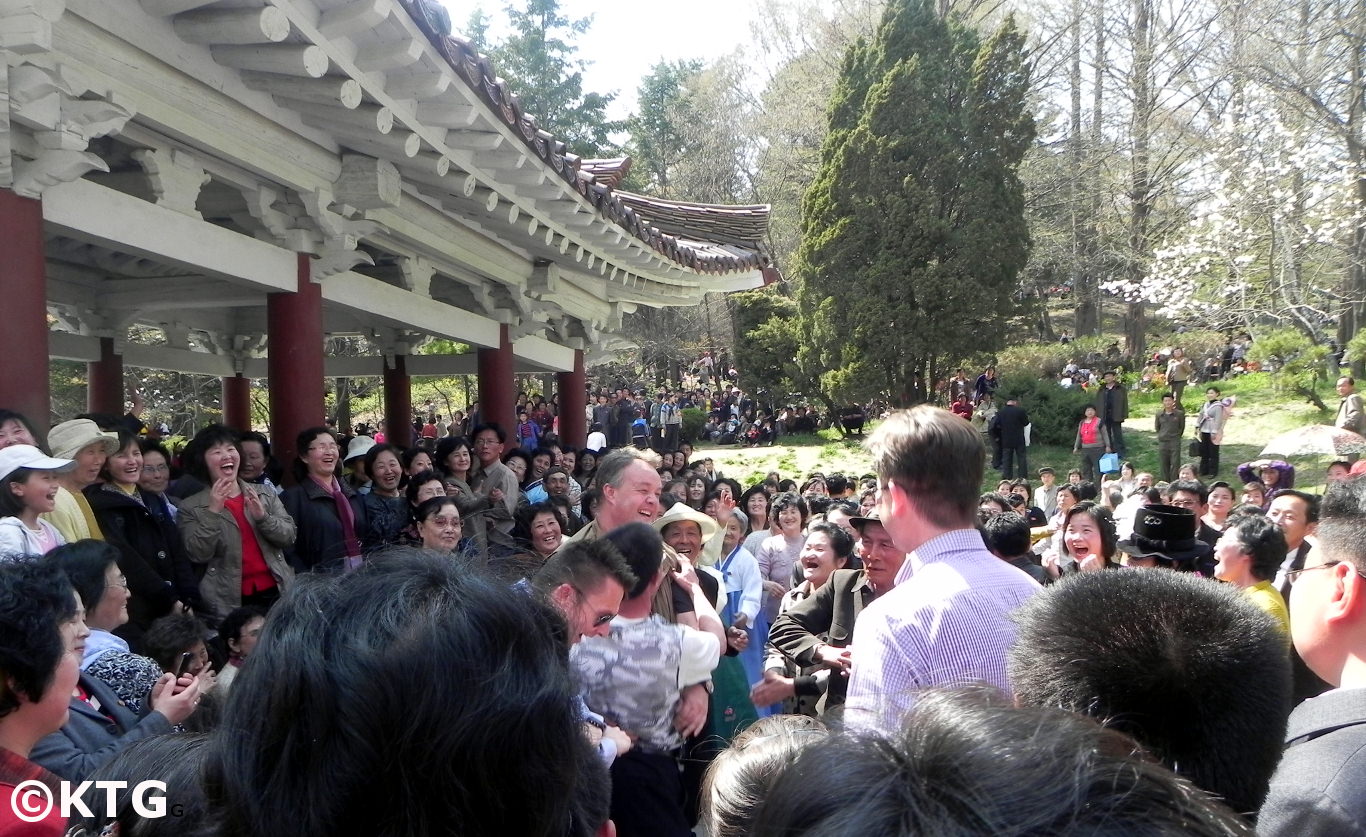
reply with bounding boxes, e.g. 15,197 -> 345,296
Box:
441,0 -> 768,120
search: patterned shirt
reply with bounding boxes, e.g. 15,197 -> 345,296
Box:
845,528 -> 1041,733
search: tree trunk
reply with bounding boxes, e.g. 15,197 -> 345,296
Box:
335,378 -> 352,433
1125,0 -> 1153,363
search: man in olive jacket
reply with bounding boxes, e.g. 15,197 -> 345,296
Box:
1154,392 -> 1186,483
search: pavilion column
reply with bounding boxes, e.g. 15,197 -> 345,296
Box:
477,324 -> 515,435
383,355 -> 412,447
87,337 -> 124,416
222,375 -> 252,432
557,349 -> 586,447
267,253 -> 324,478
0,189 -> 50,430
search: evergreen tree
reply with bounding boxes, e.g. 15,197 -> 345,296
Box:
793,0 -> 1034,406
625,59 -> 704,196
483,0 -> 624,156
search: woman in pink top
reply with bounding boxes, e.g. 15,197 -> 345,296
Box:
1073,405 -> 1112,484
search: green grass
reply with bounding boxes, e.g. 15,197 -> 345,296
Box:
696,372 -> 1343,493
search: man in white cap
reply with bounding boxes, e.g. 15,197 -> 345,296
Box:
43,419 -> 120,543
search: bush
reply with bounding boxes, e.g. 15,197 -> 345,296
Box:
680,408 -> 707,444
995,336 -> 1114,381
995,377 -> 1095,447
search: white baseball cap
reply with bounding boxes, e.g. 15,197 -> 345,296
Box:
0,445 -> 76,482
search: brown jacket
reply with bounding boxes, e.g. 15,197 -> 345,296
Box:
177,481 -> 296,624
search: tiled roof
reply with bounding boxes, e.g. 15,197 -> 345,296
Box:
395,0 -> 773,276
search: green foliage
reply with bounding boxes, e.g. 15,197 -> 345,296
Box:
1247,327 -> 1331,401
995,377 -> 1095,447
680,408 -> 707,444
792,0 -> 1035,406
482,0 -> 623,156
732,289 -> 803,399
995,336 -> 1112,381
623,59 -> 704,195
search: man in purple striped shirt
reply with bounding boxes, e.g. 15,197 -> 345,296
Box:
845,406 -> 1042,733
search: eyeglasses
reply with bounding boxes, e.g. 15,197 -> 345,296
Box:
1286,560 -> 1366,581
141,464 -> 170,474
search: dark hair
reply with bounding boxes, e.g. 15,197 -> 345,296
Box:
1074,480 -> 1098,501
182,424 -> 244,485
201,550 -> 587,837
1063,501 -> 1117,561
98,430 -> 141,483
1055,483 -> 1082,506
826,473 -> 850,496
805,520 -> 854,562
138,438 -> 174,471
749,687 -> 1251,837
75,732 -> 210,837
219,605 -> 267,649
432,436 -> 471,477
500,449 -> 532,488
1271,489 -> 1320,523
1322,475 -> 1366,518
702,715 -> 830,837
413,495 -> 459,525
1167,478 -> 1209,506
1223,514 -> 1288,581
0,559 -> 75,718
0,410 -> 42,452
1009,570 -> 1291,816
239,431 -> 271,459
982,511 -> 1031,558
292,427 -> 339,482
532,539 -> 637,600
513,501 -> 566,546
361,443 -> 403,485
471,422 -> 508,444
826,499 -> 859,518
49,539 -> 121,612
401,446 -> 433,472
0,467 -> 39,517
601,522 -> 664,599
404,470 -> 444,508
978,492 -> 1011,516
770,492 -> 810,529
142,612 -> 207,673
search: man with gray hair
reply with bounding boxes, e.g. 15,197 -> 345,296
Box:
845,406 -> 1041,733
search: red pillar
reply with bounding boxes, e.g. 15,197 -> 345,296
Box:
383,355 -> 412,447
557,349 -> 586,447
478,324 -> 515,436
268,253 -> 324,479
222,375 -> 252,432
87,337 -> 124,416
0,189 -> 50,431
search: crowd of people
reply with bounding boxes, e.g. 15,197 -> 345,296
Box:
2,376 -> 1366,836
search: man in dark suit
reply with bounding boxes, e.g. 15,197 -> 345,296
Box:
1261,487 -> 1366,834
1094,370 -> 1129,458
993,397 -> 1030,479
763,512 -> 907,715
